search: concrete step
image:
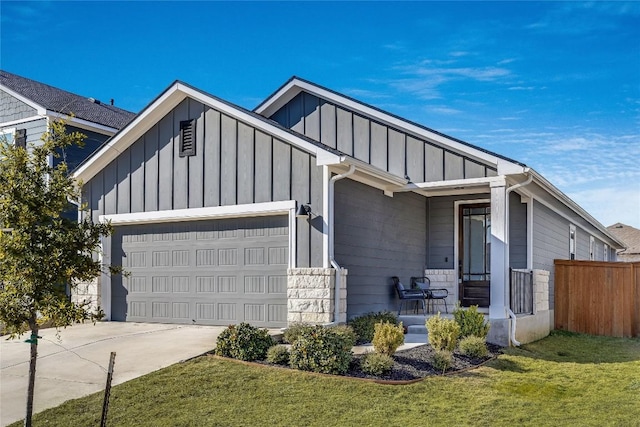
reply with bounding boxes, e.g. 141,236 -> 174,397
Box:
403,333 -> 427,344
407,324 -> 427,335
399,313 -> 453,326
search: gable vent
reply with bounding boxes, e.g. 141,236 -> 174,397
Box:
179,119 -> 196,157
15,129 -> 26,148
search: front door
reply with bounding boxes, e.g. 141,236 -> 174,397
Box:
458,204 -> 491,307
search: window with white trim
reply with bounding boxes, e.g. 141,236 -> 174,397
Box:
1,128 -> 15,145
569,224 -> 577,260
589,236 -> 595,260
604,244 -> 609,261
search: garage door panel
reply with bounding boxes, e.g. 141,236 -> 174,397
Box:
112,216 -> 288,327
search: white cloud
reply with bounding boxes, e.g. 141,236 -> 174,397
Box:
570,187 -> 640,229
429,106 -> 462,115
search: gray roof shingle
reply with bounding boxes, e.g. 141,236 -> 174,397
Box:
0,70 -> 136,130
607,223 -> 640,255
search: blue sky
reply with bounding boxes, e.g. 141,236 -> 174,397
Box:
2,1 -> 638,228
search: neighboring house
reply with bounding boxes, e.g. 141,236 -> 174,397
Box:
607,223 -> 640,262
0,70 -> 135,171
72,77 -> 625,346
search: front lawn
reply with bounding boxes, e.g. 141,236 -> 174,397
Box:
13,331 -> 640,426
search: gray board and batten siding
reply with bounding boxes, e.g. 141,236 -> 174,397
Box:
83,96 -> 326,326
269,91 -> 498,183
110,217 -> 289,327
426,193 -> 491,270
83,97 -> 326,269
334,178 -> 428,319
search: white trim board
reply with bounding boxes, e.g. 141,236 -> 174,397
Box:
453,198 -> 491,298
99,200 -> 296,225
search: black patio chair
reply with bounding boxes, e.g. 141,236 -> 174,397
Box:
392,276 -> 426,316
411,277 -> 448,313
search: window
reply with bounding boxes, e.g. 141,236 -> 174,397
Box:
589,236 -> 595,260
569,224 -> 576,260
1,128 -> 15,145
0,128 -> 26,148
604,244 -> 609,261
14,129 -> 26,148
179,119 -> 196,157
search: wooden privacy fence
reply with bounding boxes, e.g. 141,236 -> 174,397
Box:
554,260 -> 640,338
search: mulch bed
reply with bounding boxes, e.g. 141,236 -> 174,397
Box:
347,343 -> 503,381
251,343 -> 503,383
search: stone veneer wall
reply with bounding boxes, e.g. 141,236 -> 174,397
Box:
533,269 -> 549,313
71,278 -> 100,313
424,269 -> 457,312
287,268 -> 347,324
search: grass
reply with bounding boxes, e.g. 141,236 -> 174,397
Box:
13,331 -> 640,427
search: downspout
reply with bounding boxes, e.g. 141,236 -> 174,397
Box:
329,165 -> 356,323
504,170 -> 533,346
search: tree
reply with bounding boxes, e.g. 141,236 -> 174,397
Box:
0,119 -> 118,427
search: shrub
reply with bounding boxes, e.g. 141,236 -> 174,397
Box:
266,345 -> 290,365
431,349 -> 453,373
453,304 -> 490,339
289,325 -> 353,374
349,311 -> 399,344
214,323 -> 274,361
426,314 -> 460,352
328,324 -> 357,348
458,335 -> 488,358
372,321 -> 405,356
283,322 -> 315,344
360,351 -> 394,376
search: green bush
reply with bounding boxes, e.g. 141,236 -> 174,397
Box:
289,325 -> 353,375
283,322 -> 316,344
372,321 -> 405,356
426,314 -> 460,352
328,324 -> 357,348
266,345 -> 290,365
214,323 -> 274,361
453,304 -> 490,339
458,335 -> 488,358
349,311 -> 399,344
360,351 -> 394,376
431,349 -> 453,373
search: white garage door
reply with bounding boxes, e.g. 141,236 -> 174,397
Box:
111,216 -> 289,327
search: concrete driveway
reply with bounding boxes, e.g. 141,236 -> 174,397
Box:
0,322 -> 224,426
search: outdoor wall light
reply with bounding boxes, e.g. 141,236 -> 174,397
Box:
295,203 -> 312,218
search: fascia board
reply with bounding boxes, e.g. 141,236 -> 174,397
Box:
0,84 -> 47,115
254,79 -> 301,117
0,115 -> 45,128
100,200 -> 296,225
402,176 -> 505,192
73,83 -> 186,183
335,157 -> 409,188
177,84 -> 339,166
46,111 -> 118,135
257,78 -> 510,168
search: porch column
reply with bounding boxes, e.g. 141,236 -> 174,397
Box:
489,179 -> 508,319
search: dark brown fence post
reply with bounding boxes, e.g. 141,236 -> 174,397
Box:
101,352 -> 116,427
